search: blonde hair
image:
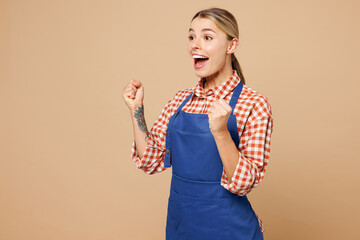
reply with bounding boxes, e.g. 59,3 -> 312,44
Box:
191,8 -> 246,84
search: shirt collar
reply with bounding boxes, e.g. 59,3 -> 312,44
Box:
193,70 -> 241,100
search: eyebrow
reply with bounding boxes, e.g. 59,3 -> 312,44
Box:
188,28 -> 216,33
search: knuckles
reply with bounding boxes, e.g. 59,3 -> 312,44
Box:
209,99 -> 232,117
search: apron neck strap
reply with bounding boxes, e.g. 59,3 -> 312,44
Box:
176,82 -> 243,114
176,93 -> 193,114
228,82 -> 243,114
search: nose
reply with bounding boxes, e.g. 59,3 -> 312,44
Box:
191,37 -> 201,50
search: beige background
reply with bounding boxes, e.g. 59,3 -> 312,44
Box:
1,0 -> 360,239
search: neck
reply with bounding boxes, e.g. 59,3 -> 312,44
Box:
204,64 -> 233,91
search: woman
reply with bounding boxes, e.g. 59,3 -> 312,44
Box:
122,7 -> 273,240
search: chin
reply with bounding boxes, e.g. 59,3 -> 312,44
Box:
194,71 -> 208,78
194,69 -> 217,79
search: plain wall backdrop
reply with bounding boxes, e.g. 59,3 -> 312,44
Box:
1,0 -> 360,239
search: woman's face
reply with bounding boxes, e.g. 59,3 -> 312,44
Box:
187,17 -> 233,78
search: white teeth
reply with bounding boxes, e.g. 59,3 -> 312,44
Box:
193,55 -> 208,59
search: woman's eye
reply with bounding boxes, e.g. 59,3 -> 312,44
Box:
188,36 -> 194,40
205,36 -> 212,40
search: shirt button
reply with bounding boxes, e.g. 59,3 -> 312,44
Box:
166,149 -> 169,154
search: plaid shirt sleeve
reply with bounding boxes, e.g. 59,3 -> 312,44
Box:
131,101 -> 171,174
131,91 -> 186,174
220,95 -> 274,196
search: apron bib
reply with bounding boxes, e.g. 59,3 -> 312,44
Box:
164,82 -> 263,240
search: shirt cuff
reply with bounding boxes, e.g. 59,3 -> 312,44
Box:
131,140 -> 144,169
220,152 -> 259,196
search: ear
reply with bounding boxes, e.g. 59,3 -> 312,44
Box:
227,38 -> 239,55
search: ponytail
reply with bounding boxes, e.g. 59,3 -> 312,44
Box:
231,53 -> 246,85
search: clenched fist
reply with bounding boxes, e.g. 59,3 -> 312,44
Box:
208,98 -> 232,135
122,79 -> 144,111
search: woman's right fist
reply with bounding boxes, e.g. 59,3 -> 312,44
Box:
122,79 -> 144,111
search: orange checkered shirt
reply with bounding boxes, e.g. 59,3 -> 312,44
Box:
131,70 -> 274,233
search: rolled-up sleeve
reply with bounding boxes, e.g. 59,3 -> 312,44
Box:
130,89 -> 188,175
221,99 -> 274,196
131,99 -> 173,175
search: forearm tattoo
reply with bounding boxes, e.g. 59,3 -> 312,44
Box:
134,105 -> 149,141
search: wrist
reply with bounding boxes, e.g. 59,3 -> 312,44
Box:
129,103 -> 144,115
211,129 -> 230,140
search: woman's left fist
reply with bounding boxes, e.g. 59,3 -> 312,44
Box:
208,98 -> 232,135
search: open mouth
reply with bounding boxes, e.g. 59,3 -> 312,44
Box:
193,55 -> 209,69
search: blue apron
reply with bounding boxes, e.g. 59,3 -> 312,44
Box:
164,82 -> 264,240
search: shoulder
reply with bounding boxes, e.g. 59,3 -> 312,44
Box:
237,85 -> 273,121
162,87 -> 194,113
171,87 -> 194,102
